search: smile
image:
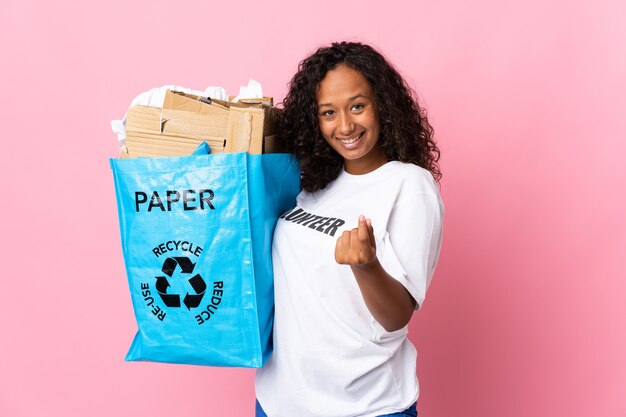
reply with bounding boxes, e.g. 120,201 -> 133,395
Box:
336,132 -> 364,144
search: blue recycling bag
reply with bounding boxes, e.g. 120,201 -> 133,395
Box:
110,150 -> 300,367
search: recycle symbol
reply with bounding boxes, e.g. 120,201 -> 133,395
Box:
155,257 -> 206,309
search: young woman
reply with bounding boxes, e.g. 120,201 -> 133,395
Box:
255,41 -> 444,417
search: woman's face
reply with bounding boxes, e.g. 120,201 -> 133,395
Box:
316,64 -> 386,175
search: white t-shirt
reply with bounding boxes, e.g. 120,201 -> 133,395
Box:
255,161 -> 444,417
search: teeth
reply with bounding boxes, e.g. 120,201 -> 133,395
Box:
337,133 -> 362,144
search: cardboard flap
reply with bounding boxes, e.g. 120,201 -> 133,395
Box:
225,106 -> 265,154
163,90 -> 229,115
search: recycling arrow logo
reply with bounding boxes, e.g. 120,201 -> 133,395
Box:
155,256 -> 207,310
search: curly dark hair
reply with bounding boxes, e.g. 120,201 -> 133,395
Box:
280,41 -> 441,193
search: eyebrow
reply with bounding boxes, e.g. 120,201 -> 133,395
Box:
318,93 -> 370,108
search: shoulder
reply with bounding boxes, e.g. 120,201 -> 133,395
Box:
387,161 -> 439,197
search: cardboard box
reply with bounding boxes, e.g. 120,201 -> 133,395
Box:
123,90 -> 281,158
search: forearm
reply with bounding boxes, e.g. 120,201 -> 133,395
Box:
350,258 -> 416,332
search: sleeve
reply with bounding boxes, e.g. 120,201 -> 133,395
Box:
379,191 -> 444,310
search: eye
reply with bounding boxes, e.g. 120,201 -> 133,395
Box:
320,109 -> 335,117
351,104 -> 365,112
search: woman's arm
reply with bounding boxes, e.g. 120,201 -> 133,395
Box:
335,215 -> 416,332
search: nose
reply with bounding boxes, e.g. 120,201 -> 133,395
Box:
337,111 -> 355,136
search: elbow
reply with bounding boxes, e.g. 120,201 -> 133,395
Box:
380,320 -> 408,333
381,322 -> 406,332
379,311 -> 413,332
378,294 -> 416,332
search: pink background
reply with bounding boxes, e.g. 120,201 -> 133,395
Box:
1,0 -> 625,416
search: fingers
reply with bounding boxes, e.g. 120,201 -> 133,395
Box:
335,230 -> 351,263
335,215 -> 376,265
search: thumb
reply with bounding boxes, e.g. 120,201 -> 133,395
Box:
366,217 -> 375,247
357,215 -> 369,242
